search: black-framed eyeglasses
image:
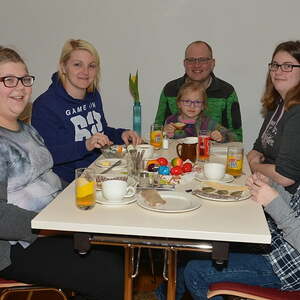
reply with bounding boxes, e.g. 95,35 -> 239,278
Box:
184,57 -> 212,65
268,62 -> 300,72
0,76 -> 35,88
180,99 -> 204,107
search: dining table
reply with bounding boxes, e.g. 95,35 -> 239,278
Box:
31,140 -> 271,300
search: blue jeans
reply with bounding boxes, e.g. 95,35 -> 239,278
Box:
155,252 -> 281,300
184,252 -> 282,300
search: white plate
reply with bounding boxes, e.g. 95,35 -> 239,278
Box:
96,192 -> 136,206
194,172 -> 235,183
196,190 -> 250,202
137,191 -> 202,213
193,183 -> 251,202
95,158 -> 127,170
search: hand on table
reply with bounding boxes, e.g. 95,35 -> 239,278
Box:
86,133 -> 112,151
122,130 -> 142,146
246,173 -> 278,207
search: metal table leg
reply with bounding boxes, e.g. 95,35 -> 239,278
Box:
124,246 -> 134,300
166,249 -> 177,300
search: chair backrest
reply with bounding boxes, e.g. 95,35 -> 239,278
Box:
0,277 -> 68,300
207,282 -> 300,300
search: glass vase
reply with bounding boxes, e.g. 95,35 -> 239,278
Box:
133,101 -> 141,136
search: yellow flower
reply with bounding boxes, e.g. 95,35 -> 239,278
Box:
131,75 -> 136,83
129,70 -> 140,103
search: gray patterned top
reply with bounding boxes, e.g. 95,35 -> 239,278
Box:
0,121 -> 61,248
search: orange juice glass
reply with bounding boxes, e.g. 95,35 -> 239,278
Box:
150,124 -> 163,149
75,168 -> 96,210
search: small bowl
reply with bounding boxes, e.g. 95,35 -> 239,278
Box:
101,145 -> 127,159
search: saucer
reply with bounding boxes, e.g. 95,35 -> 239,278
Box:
195,172 -> 234,183
96,192 -> 137,206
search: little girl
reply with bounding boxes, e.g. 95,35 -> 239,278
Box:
164,81 -> 236,142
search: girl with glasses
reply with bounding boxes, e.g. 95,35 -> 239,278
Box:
163,81 -> 236,141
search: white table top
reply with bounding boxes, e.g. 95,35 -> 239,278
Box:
32,141 -> 271,245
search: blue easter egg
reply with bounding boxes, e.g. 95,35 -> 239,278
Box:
158,165 -> 170,175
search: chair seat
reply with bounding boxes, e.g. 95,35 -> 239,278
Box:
207,282 -> 300,300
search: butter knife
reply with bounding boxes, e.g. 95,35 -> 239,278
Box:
137,184 -> 175,191
99,160 -> 122,174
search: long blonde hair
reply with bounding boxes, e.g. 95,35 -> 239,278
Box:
58,39 -> 100,93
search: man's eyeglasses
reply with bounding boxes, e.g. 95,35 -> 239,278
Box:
268,62 -> 300,72
0,76 -> 35,88
184,57 -> 212,65
180,99 -> 204,107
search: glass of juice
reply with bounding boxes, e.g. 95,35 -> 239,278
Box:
150,124 -> 163,150
198,130 -> 210,162
75,168 -> 96,210
226,146 -> 244,177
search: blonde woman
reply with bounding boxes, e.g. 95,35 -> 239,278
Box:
32,39 -> 141,183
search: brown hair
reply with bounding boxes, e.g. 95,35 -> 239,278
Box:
0,46 -> 27,69
58,39 -> 100,93
262,40 -> 300,112
176,81 -> 207,110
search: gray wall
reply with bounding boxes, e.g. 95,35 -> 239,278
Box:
1,0 -> 299,150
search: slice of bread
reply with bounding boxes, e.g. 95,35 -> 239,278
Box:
203,181 -> 249,192
141,190 -> 166,207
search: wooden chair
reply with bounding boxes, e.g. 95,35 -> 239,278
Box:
0,277 -> 68,300
207,282 -> 300,300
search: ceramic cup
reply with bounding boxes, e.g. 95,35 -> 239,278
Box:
203,162 -> 226,181
136,144 -> 154,159
102,179 -> 135,202
176,137 -> 198,162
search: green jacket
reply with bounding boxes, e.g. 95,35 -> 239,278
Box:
154,74 -> 243,141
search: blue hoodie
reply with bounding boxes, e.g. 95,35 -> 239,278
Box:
32,73 -> 126,182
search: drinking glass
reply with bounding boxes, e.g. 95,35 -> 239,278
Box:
75,168 -> 96,210
198,130 -> 210,162
226,146 -> 244,177
150,124 -> 163,150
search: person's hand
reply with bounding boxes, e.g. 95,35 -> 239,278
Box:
210,130 -> 223,142
246,173 -> 278,207
164,123 -> 175,138
121,130 -> 142,146
247,150 -> 265,165
252,172 -> 270,184
85,133 -> 112,151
